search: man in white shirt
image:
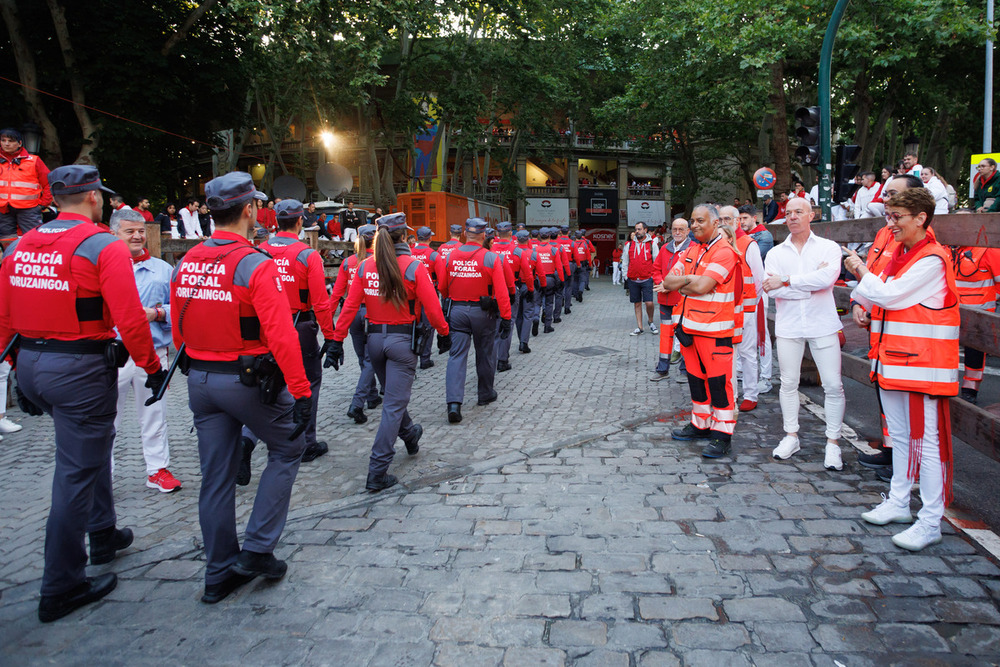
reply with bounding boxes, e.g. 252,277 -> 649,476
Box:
902,152 -> 922,178
178,198 -> 202,239
762,197 -> 846,471
852,172 -> 883,219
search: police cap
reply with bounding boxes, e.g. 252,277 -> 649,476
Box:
449,223 -> 464,235
497,221 -> 512,232
416,226 -> 434,240
204,171 -> 267,211
376,212 -> 410,232
515,230 -> 530,242
560,225 -> 570,233
275,199 -> 304,220
48,165 -> 117,196
465,217 -> 488,233
358,224 -> 377,240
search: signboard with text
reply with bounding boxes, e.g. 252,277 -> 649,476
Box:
625,200 -> 666,227
579,188 -> 619,224
525,198 -> 570,227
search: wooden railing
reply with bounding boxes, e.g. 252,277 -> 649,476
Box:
767,214 -> 1000,462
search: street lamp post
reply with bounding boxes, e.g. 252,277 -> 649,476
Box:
20,122 -> 42,155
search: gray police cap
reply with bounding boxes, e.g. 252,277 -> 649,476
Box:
416,226 -> 433,240
48,165 -> 116,196
497,221 -> 512,232
204,171 -> 268,211
275,199 -> 304,220
465,217 -> 488,233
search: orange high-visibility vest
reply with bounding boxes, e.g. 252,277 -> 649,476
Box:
678,235 -> 741,338
952,246 -> 1000,312
735,234 -> 758,313
868,242 -> 960,396
0,156 -> 44,208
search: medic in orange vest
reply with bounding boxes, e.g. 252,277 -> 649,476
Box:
0,164 -> 165,622
257,199 -> 336,463
171,171 -> 312,604
0,127 -> 52,245
655,204 -> 742,459
950,244 -> 1000,404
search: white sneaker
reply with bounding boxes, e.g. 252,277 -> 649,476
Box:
861,494 -> 913,526
824,442 -> 843,471
0,417 -> 22,434
649,324 -> 658,334
630,328 -> 642,336
758,381 -> 773,394
772,435 -> 800,460
892,520 -> 942,551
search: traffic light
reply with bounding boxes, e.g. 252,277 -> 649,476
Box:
834,144 -> 861,202
794,106 -> 821,167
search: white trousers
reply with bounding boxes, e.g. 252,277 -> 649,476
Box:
880,388 -> 944,527
732,308 -> 759,402
759,294 -> 773,385
0,360 -> 9,416
114,347 -> 170,475
776,333 -> 845,440
612,262 -> 622,284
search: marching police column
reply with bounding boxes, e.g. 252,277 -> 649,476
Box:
439,218 -> 512,423
410,226 -> 441,369
170,172 -> 313,604
328,213 -> 449,492
0,165 -> 167,622
512,229 -> 538,352
533,228 -> 567,334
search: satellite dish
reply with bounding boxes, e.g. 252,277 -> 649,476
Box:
272,175 -> 307,201
316,163 -> 353,200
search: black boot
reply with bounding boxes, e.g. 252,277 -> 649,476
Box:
519,342 -> 531,353
532,321 -> 539,336
347,406 -> 367,424
447,403 -> 463,423
232,550 -> 287,579
366,472 -> 398,493
402,424 -> 422,455
301,440 -> 328,463
38,573 -> 117,622
89,526 -> 134,565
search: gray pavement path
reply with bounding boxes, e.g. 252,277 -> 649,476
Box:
2,276 -> 999,665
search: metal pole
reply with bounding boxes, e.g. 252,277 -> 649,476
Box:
986,0 -> 994,153
818,0 -> 853,221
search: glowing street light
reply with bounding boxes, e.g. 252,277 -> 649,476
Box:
320,130 -> 335,148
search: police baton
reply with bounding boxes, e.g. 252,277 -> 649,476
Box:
146,343 -> 185,406
0,333 -> 21,364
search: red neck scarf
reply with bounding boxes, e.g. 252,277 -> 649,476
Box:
906,394 -> 953,507
749,224 -> 766,234
883,236 -> 931,278
131,248 -> 151,264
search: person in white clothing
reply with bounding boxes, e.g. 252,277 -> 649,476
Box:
852,172 -> 883,219
719,207 -> 764,409
920,168 -> 950,215
846,187 -> 957,551
0,361 -> 22,439
902,152 -> 922,178
178,198 -> 203,239
110,209 -> 181,493
762,197 -> 846,470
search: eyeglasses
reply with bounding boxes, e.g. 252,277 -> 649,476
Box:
720,216 -> 734,222
884,211 -> 914,223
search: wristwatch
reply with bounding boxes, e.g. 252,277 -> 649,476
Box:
781,275 -> 790,287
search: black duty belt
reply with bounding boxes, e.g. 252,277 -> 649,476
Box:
450,299 -> 480,305
20,337 -> 109,355
365,323 -> 413,335
188,359 -> 243,374
295,310 -> 316,322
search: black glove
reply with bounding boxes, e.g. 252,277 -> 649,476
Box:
143,368 -> 169,406
15,386 -> 43,416
500,318 -> 512,340
324,340 -> 345,370
319,339 -> 332,360
289,396 -> 312,440
437,333 -> 452,354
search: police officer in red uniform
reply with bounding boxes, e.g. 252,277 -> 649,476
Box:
330,224 -> 382,423
440,217 -> 512,423
534,228 -> 566,333
411,226 -> 440,369
0,165 -> 166,622
170,172 -> 312,604
556,225 -> 577,313
328,213 -> 449,491
512,229 -> 537,353
491,222 -> 521,371
246,199 -> 335,464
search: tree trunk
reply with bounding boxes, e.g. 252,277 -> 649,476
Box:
45,0 -> 101,164
161,0 -> 218,56
0,0 -> 62,163
768,60 -> 792,194
860,79 -> 899,173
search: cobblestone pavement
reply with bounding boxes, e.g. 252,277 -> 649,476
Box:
2,277 -> 1000,665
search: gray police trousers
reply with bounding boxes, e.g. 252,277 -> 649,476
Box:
446,303 -> 497,404
366,331 -> 419,477
18,350 -> 117,597
349,307 -> 379,410
188,370 -> 305,585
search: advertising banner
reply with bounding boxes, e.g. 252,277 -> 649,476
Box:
626,199 -> 666,227
579,188 -> 618,224
525,198 -> 570,227
581,225 -> 618,272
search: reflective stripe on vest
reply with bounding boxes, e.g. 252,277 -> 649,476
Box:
952,246 -> 997,309
0,157 -> 43,208
734,235 -> 758,313
678,236 -> 740,338
869,243 -> 960,395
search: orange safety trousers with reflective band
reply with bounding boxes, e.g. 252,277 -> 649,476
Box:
681,335 -> 736,440
868,243 -> 960,396
658,304 -> 675,366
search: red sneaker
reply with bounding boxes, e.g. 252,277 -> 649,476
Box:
147,468 -> 182,493
739,400 -> 757,412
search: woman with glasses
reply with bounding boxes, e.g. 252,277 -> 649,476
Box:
846,188 -> 960,551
